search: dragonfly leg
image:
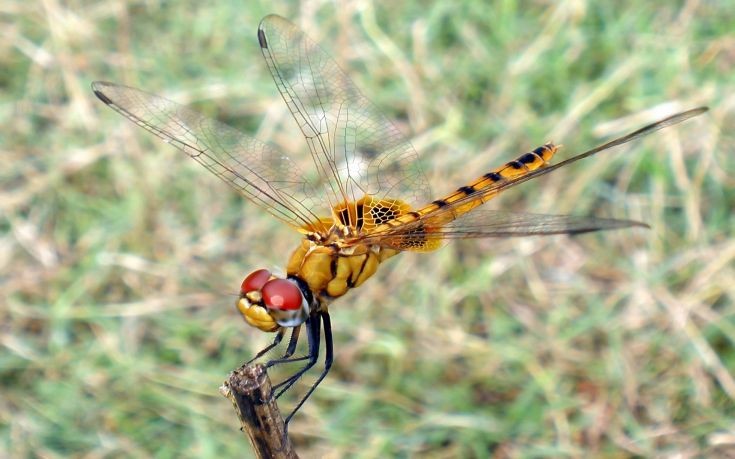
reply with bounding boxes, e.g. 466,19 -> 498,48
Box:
267,319 -> 313,371
271,313 -> 321,399
280,325 -> 301,359
246,327 -> 285,365
283,311 -> 333,427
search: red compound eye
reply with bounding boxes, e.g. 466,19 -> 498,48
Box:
241,269 -> 272,294
261,279 -> 303,311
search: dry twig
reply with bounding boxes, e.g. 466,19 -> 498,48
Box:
220,364 -> 298,459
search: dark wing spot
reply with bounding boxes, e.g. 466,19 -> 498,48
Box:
92,88 -> 113,105
257,28 -> 268,48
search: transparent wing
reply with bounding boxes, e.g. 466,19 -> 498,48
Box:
257,14 -> 432,225
355,107 -> 708,249
372,210 -> 647,250
430,107 -> 709,217
437,210 -> 648,237
91,81 -> 326,232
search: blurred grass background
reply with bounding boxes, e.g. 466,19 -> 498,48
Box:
2,0 -> 734,457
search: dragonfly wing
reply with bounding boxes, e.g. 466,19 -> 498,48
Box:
257,15 -> 432,224
92,81 -> 325,232
364,209 -> 647,250
418,107 -> 710,216
430,209 -> 647,237
354,107 -> 707,249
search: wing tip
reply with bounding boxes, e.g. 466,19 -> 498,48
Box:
604,218 -> 650,231
258,14 -> 289,49
565,217 -> 649,236
91,81 -> 114,105
691,106 -> 709,115
677,106 -> 709,122
606,218 -> 650,232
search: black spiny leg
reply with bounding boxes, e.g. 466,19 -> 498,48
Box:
246,327 -> 285,365
280,325 -> 301,359
271,313 -> 321,399
265,325 -> 311,369
283,311 -> 333,426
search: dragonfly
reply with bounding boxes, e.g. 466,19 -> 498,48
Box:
93,14 -> 707,427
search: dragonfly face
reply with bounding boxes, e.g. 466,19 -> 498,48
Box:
91,12 -> 707,428
238,269 -> 310,331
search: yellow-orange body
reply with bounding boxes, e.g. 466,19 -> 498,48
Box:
287,239 -> 398,300
240,143 -> 558,332
376,143 -> 558,234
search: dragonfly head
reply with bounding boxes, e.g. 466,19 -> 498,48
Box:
236,269 -> 309,332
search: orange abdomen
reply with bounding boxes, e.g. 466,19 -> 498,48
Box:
372,143 -> 558,246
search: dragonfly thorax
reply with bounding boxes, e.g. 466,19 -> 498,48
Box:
285,238 -> 398,303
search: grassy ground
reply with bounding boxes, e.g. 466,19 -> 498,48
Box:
2,1 -> 733,457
